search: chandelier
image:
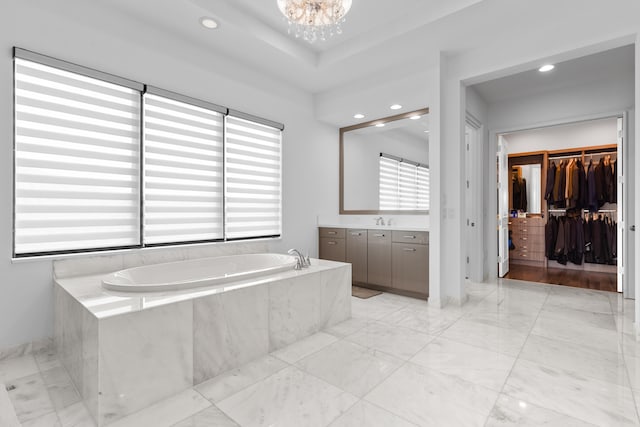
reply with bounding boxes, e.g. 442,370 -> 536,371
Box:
277,0 -> 353,43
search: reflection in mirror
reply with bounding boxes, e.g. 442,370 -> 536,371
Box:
511,164 -> 541,214
341,109 -> 429,214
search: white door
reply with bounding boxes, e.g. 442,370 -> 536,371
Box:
617,116 -> 625,293
465,126 -> 471,279
497,135 -> 509,277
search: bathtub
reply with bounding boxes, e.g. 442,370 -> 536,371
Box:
101,253 -> 298,292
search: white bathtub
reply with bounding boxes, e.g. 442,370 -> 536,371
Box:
101,253 -> 298,292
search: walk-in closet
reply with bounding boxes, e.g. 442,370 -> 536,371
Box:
500,117 -> 623,292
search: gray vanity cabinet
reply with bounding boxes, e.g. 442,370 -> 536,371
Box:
391,231 -> 429,297
319,228 -> 345,262
367,230 -> 392,287
346,229 -> 368,284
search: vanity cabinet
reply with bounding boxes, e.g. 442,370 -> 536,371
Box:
319,227 -> 429,299
346,229 -> 368,284
319,227 -> 346,262
367,230 -> 392,287
391,231 -> 429,296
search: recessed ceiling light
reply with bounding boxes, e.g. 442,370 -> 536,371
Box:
424,130 -> 430,133
410,115 -> 421,120
375,123 -> 385,127
200,17 -> 219,29
390,104 -> 402,110
354,113 -> 365,119
538,64 -> 554,72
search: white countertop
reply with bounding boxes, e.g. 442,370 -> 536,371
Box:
318,224 -> 429,232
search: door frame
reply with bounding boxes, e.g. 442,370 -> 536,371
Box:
465,113 -> 483,281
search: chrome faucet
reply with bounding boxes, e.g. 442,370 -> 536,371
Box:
288,249 -> 310,270
375,217 -> 385,226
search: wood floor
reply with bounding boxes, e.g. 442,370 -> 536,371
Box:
505,264 -> 618,292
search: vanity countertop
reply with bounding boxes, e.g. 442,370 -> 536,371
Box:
318,224 -> 429,232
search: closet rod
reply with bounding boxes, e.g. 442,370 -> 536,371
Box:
548,154 -> 580,160
584,150 -> 618,157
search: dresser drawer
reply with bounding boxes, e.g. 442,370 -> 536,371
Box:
319,227 -> 345,239
392,231 -> 428,245
512,249 -> 544,262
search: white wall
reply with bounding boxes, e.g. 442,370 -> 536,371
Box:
504,117 -> 619,154
0,0 -> 337,349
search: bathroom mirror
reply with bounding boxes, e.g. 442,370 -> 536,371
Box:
340,108 -> 429,214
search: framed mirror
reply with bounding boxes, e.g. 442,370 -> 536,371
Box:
508,154 -> 543,215
340,108 -> 429,214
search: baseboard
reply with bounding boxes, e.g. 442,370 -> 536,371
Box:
0,337 -> 53,362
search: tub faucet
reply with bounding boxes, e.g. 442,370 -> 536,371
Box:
288,249 -> 310,270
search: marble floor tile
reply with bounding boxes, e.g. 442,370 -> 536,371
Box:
0,384 -> 20,427
531,315 -> 621,353
521,334 -> 628,387
172,405 -> 239,427
486,394 -> 597,426
622,352 -> 640,391
323,317 -> 374,338
108,389 -> 211,427
503,358 -> 639,426
365,362 -> 499,427
41,367 -> 81,410
0,355 -> 40,383
195,355 -> 288,403
410,337 -> 516,391
351,296 -> 405,320
272,331 -> 338,363
328,400 -> 418,427
537,305 -> 617,331
296,340 -> 403,397
6,372 -> 55,423
34,348 -> 62,372
382,306 -> 460,335
462,308 -> 537,333
216,366 -> 358,427
21,411 -> 61,427
545,290 -> 613,314
440,319 -> 528,357
56,401 -> 95,427
345,321 -> 434,360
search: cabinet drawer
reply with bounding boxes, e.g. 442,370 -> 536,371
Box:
319,237 -> 346,262
392,231 -> 428,245
512,250 -> 544,261
319,227 -> 345,238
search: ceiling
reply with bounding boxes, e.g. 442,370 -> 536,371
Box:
472,45 -> 636,104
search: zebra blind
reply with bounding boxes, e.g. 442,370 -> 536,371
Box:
225,115 -> 282,239
379,154 -> 429,211
14,57 -> 141,255
143,93 -> 224,244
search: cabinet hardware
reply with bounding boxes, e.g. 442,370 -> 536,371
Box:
403,235 -> 417,239
327,231 -> 337,235
327,241 -> 337,245
350,232 -> 362,236
374,233 -> 385,237
403,248 -> 417,252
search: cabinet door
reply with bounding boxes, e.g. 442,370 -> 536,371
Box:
392,243 -> 429,295
367,231 -> 391,286
346,230 -> 367,284
319,237 -> 345,262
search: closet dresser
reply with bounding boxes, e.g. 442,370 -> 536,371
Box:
509,217 -> 545,264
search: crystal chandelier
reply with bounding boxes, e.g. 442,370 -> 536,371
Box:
277,0 -> 353,43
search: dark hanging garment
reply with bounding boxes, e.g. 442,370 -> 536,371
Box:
604,158 -> 614,204
569,162 -> 579,209
584,218 -> 594,263
595,160 -> 606,208
554,217 -> 567,265
605,218 -> 616,265
592,218 -> 605,264
612,160 -> 617,203
512,177 -> 527,211
556,161 -> 567,208
521,178 -> 527,212
552,162 -> 562,207
545,162 -> 556,205
545,216 -> 558,260
587,162 -> 598,212
577,160 -> 588,210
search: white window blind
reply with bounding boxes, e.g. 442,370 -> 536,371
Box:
143,93 -> 225,244
379,154 -> 429,211
14,57 -> 141,255
225,115 -> 282,239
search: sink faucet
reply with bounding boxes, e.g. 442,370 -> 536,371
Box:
375,217 -> 385,226
288,249 -> 310,270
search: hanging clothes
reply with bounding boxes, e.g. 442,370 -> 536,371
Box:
587,160 -> 598,212
544,161 -> 556,204
512,175 -> 527,211
546,212 -> 614,267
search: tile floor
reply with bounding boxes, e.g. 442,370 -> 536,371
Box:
2,278 -> 640,426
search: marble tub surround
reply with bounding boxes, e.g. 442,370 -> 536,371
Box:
2,279 -> 640,426
55,259 -> 351,426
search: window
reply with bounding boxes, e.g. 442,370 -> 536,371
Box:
379,153 -> 429,211
225,114 -> 283,239
14,53 -> 142,255
142,89 -> 225,245
13,49 -> 283,257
